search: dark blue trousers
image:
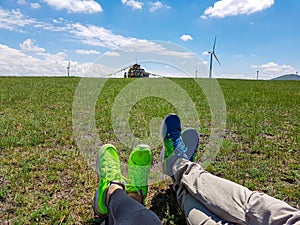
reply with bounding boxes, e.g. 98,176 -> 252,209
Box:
107,189 -> 161,225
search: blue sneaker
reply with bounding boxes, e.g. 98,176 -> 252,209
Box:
160,114 -> 199,176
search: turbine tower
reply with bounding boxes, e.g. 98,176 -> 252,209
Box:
208,36 -> 221,78
66,60 -> 70,77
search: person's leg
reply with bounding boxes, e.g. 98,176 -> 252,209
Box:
107,188 -> 161,225
175,182 -> 233,225
160,114 -> 300,225
173,158 -> 300,225
160,114 -> 232,224
174,128 -> 233,225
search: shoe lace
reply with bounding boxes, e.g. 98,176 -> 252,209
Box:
165,130 -> 189,159
102,159 -> 120,181
174,136 -> 188,159
130,165 -> 149,187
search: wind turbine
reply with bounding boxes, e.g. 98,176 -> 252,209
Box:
66,60 -> 70,77
208,36 -> 221,78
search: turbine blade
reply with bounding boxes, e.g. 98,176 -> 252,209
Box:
213,53 -> 221,65
213,36 -> 217,52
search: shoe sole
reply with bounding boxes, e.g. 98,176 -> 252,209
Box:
127,144 -> 152,199
181,128 -> 199,161
129,144 -> 152,167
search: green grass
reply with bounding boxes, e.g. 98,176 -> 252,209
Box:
0,77 -> 299,224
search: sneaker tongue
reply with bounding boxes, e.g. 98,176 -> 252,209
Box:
132,151 -> 150,166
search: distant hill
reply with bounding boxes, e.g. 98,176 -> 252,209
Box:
272,74 -> 300,80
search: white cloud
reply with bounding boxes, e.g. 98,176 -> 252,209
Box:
20,39 -> 45,52
201,0 -> 274,19
53,17 -> 65,24
37,51 -> 68,61
252,62 -> 296,79
76,49 -> 101,55
158,50 -> 194,59
0,44 -> 93,76
0,8 -> 41,31
104,52 -> 121,57
67,23 -> 168,53
202,51 -> 209,56
180,34 -> 193,42
30,3 -> 41,9
69,28 -> 169,55
0,8 -> 60,32
121,0 -> 143,10
149,1 -> 170,12
17,0 -> 41,9
17,0 -> 26,4
43,0 -> 103,13
233,54 -> 243,58
68,23 -> 140,49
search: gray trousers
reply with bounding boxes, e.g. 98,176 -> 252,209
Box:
173,158 -> 300,225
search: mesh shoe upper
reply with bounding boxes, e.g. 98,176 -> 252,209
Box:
126,144 -> 152,202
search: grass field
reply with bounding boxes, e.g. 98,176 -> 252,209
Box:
0,77 -> 299,224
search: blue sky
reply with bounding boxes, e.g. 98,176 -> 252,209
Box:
0,0 -> 299,79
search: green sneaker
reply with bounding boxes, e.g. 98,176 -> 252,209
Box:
126,144 -> 152,202
93,144 -> 124,216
